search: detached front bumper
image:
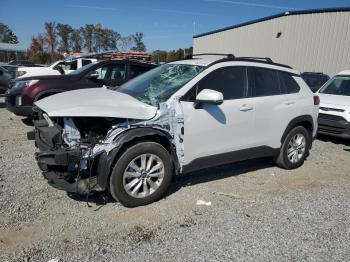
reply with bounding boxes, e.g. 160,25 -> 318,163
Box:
317,113 -> 350,139
28,119 -> 95,194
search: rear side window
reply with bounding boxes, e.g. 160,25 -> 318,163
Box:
279,72 -> 300,94
250,68 -> 280,96
188,67 -> 247,100
82,59 -> 92,66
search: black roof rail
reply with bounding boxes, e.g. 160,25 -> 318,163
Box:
206,56 -> 292,69
192,53 -> 235,58
237,57 -> 273,63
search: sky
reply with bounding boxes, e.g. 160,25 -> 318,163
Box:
1,0 -> 350,52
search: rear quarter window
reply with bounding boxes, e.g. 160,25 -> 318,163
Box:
279,71 -> 300,94
250,67 -> 281,97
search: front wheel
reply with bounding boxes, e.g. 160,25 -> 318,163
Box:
275,126 -> 311,169
109,142 -> 173,207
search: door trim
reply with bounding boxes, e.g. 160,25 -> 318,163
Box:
182,146 -> 279,173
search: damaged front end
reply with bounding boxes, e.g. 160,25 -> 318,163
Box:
28,112 -> 121,194
28,99 -> 184,196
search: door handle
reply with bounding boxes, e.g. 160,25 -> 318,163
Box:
284,101 -> 295,106
239,105 -> 254,112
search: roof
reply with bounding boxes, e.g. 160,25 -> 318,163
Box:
193,7 -> 350,38
337,70 -> 350,76
0,42 -> 26,52
169,55 -> 299,74
170,55 -> 226,66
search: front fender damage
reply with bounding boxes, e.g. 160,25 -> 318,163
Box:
63,98 -> 185,192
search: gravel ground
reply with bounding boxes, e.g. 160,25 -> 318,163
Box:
0,97 -> 349,262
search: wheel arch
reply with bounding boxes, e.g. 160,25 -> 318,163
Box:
281,115 -> 314,144
96,127 -> 179,191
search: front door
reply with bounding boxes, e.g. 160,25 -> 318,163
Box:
181,66 -> 255,166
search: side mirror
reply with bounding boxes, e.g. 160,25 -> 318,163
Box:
195,89 -> 223,105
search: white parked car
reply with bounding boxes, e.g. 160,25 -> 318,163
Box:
317,70 -> 350,139
16,58 -> 97,78
29,54 -> 319,207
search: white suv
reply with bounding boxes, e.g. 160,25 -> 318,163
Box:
16,58 -> 97,78
317,70 -> 350,139
29,55 -> 319,207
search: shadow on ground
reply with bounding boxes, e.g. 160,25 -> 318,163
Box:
67,191 -> 114,207
317,134 -> 350,148
167,157 -> 274,197
66,157 -> 274,206
21,117 -> 34,126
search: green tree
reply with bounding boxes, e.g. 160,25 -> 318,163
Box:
70,29 -> 82,52
56,23 -> 73,53
44,22 -> 57,62
151,50 -> 167,63
0,23 -> 18,44
151,47 -> 193,63
81,24 -> 95,52
118,36 -> 133,52
131,32 -> 146,52
27,34 -> 50,64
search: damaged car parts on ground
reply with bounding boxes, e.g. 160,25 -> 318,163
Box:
28,54 -> 319,207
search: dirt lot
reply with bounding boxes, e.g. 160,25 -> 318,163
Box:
0,97 -> 349,262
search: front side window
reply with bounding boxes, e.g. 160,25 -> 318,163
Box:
95,64 -> 126,80
319,76 -> 350,96
185,67 -> 247,100
250,67 -> 281,96
55,61 -> 78,71
118,64 -> 204,107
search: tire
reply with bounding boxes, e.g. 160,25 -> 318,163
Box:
275,126 -> 311,169
109,141 -> 173,207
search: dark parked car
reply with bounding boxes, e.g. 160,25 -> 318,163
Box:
1,64 -> 19,79
6,59 -> 157,116
301,72 -> 330,92
0,66 -> 12,94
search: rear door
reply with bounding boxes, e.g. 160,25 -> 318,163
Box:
248,67 -> 308,149
247,67 -> 287,148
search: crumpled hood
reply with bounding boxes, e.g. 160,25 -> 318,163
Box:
35,88 -> 158,120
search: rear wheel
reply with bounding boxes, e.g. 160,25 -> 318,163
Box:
275,126 -> 311,169
109,142 -> 173,207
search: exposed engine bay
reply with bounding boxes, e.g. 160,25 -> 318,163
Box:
29,99 -> 184,195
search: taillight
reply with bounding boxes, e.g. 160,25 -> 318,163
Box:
314,96 -> 320,105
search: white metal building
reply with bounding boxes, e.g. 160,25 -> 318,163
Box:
193,8 -> 350,76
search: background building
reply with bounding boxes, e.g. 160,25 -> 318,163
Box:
193,8 -> 350,76
0,43 -> 26,62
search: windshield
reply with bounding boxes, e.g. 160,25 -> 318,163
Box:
68,61 -> 98,75
118,64 -> 204,106
319,76 -> 350,96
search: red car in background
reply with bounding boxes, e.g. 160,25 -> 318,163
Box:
6,59 -> 157,116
